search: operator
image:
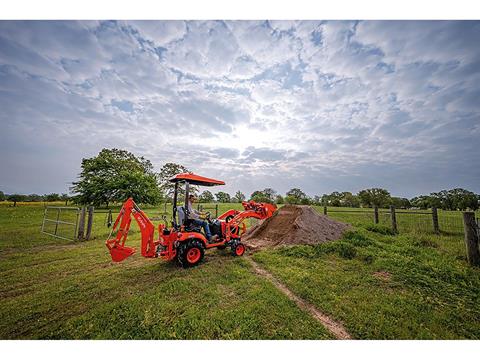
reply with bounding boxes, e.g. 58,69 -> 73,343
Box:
187,194 -> 219,243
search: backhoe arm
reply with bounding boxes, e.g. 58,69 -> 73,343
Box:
106,198 -> 156,262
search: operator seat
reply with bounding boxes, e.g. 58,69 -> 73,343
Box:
176,206 -> 202,233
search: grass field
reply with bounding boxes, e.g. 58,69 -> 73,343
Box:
0,202 -> 479,339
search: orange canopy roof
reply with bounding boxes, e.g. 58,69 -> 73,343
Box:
169,173 -> 225,186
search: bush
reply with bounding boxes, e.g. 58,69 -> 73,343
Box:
343,231 -> 374,247
336,242 -> 357,259
365,224 -> 396,235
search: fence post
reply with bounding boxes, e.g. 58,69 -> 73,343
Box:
390,205 -> 398,233
323,206 -> 327,215
85,206 -> 94,240
463,212 -> 480,267
215,204 -> 218,218
432,207 -> 440,234
374,206 -> 379,224
77,207 -> 86,240
107,209 -> 113,227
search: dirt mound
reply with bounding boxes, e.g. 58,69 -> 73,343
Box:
243,205 -> 351,250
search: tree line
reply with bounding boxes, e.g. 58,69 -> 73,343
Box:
238,187 -> 479,211
2,148 -> 478,211
0,192 -> 70,207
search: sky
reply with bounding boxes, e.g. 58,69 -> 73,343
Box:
0,20 -> 479,198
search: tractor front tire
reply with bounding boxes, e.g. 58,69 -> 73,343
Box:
231,242 -> 246,257
177,239 -> 205,268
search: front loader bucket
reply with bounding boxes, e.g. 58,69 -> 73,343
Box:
108,245 -> 136,262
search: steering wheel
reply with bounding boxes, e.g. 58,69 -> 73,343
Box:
205,211 -> 212,223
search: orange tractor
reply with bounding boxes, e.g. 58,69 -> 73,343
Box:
106,173 -> 276,267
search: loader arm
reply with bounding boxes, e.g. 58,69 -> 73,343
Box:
225,201 -> 277,240
106,198 -> 156,262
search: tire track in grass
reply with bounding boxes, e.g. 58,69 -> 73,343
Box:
245,256 -> 352,340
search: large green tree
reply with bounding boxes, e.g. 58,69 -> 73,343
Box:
357,188 -> 391,208
198,190 -> 214,203
430,188 -> 478,210
44,193 -> 60,202
250,188 -> 277,204
157,162 -> 197,201
71,148 -> 162,206
233,190 -> 246,203
0,191 -> 5,202
285,188 -> 307,205
410,195 -> 431,209
215,191 -> 231,203
7,194 -> 26,207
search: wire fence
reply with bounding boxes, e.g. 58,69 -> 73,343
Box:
317,206 -> 480,237
40,202 -> 479,242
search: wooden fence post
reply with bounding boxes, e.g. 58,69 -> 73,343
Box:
374,206 -> 379,224
323,206 -> 327,215
85,206 -> 94,240
432,207 -> 440,234
215,204 -> 218,218
463,212 -> 480,267
390,205 -> 398,233
77,207 -> 86,240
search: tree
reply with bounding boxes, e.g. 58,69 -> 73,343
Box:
275,195 -> 284,204
341,192 -> 360,207
60,193 -> 70,205
391,197 -> 411,209
327,191 -> 343,206
26,194 -> 43,202
71,148 -> 162,206
45,193 -> 61,202
215,191 -> 231,203
263,188 -> 277,203
157,162 -> 196,201
233,191 -> 246,203
431,188 -> 478,210
410,195 -> 433,209
320,194 -> 330,206
0,191 -> 5,202
198,190 -> 214,203
285,188 -> 307,205
7,194 -> 26,207
250,188 -> 277,203
358,188 -> 391,208
300,196 -> 312,205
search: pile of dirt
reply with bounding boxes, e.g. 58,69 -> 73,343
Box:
242,205 -> 351,250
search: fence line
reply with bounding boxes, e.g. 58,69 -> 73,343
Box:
321,206 -> 473,235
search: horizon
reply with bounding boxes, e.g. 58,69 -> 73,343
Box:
1,20 -> 479,198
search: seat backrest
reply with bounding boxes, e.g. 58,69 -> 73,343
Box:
177,206 -> 185,226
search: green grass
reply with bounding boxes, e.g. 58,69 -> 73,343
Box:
0,202 -> 331,339
1,201 -> 479,339
253,228 -> 480,339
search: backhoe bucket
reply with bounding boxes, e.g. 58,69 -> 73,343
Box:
108,245 -> 136,262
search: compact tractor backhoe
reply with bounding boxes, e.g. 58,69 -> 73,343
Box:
106,173 -> 276,267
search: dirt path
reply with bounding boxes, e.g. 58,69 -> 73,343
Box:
245,257 -> 352,340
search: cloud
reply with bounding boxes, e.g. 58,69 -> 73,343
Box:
0,20 -> 479,197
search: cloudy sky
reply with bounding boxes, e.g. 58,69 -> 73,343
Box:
0,20 -> 479,198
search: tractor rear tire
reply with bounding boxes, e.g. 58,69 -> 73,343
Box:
177,239 -> 205,268
231,242 -> 246,257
